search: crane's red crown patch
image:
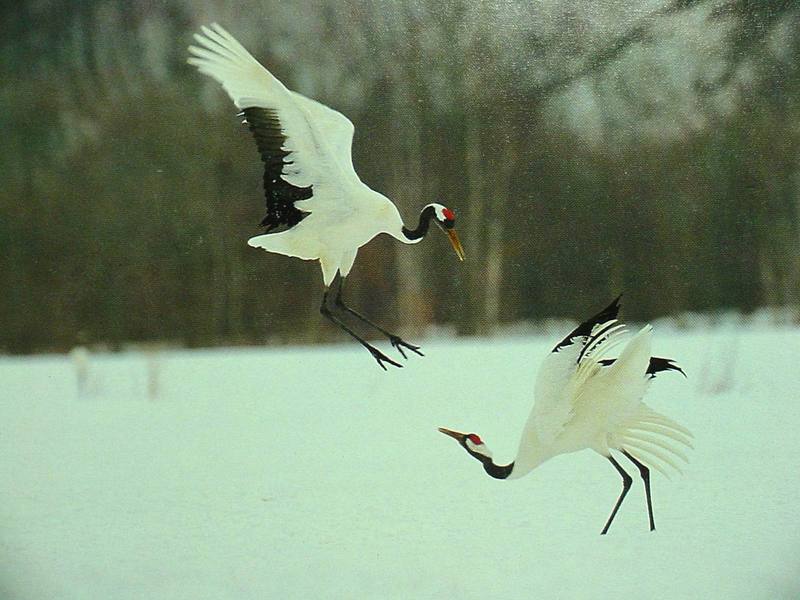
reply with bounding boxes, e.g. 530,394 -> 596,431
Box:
467,434 -> 482,445
442,207 -> 456,221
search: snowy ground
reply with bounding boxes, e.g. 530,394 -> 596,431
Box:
1,326 -> 799,599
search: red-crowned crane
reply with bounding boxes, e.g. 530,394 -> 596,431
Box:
188,24 -> 464,369
438,297 -> 692,534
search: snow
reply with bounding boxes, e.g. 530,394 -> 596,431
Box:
1,327 -> 799,599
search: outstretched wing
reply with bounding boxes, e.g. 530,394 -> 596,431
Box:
188,23 -> 359,231
514,298 -> 690,478
523,296 -> 625,448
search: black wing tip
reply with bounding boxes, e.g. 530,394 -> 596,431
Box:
580,294 -> 623,332
597,294 -> 623,322
599,356 -> 687,379
647,357 -> 687,379
552,294 -> 624,353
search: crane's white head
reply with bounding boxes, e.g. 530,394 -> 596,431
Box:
426,204 -> 465,261
438,427 -> 493,461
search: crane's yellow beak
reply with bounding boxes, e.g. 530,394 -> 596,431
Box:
446,230 -> 465,261
438,427 -> 465,441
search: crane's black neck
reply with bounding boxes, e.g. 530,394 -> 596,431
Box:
401,205 -> 437,241
463,442 -> 514,479
483,460 -> 515,480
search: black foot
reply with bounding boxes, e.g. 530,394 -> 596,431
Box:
365,344 -> 403,370
390,336 -> 424,359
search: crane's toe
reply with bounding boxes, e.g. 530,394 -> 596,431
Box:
390,336 -> 424,359
365,345 -> 403,370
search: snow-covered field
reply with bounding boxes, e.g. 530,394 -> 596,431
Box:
1,327 -> 799,599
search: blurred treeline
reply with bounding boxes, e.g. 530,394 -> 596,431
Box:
2,0 -> 799,353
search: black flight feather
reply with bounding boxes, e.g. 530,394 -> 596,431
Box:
553,295 -> 623,353
598,356 -> 687,379
241,107 -> 313,232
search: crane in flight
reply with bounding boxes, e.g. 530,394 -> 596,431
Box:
438,297 -> 692,534
188,24 -> 464,369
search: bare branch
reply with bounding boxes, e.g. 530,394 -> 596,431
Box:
535,0 -> 708,97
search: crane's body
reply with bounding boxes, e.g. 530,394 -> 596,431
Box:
188,24 -> 463,369
439,297 -> 691,533
248,189 -> 408,286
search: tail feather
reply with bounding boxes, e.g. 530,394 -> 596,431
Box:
624,449 -> 673,479
247,230 -> 317,260
621,431 -> 690,463
615,401 -> 693,476
620,438 -> 684,475
638,411 -> 694,439
626,422 -> 694,448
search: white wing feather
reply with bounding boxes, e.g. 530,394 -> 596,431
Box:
187,23 -> 358,194
573,325 -> 653,433
288,91 -> 357,180
527,339 -> 583,447
525,320 -> 626,447
509,318 -> 628,478
512,313 -> 691,479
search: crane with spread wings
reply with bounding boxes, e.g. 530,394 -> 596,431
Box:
188,24 -> 464,369
438,297 -> 692,534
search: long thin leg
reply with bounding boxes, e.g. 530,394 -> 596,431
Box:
333,277 -> 423,359
320,289 -> 402,370
601,455 -> 633,535
623,450 -> 656,531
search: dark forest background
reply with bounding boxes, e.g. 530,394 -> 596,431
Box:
2,0 -> 799,354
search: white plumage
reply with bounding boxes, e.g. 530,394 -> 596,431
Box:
188,24 -> 464,369
439,297 -> 692,534
512,323 -> 690,478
